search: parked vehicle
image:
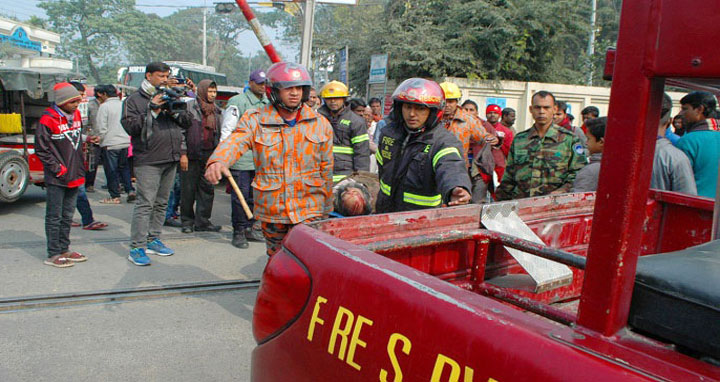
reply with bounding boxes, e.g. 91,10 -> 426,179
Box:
250,1 -> 720,380
0,67 -> 85,203
117,61 -> 228,91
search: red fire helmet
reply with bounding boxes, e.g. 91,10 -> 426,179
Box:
264,62 -> 313,112
391,78 -> 445,110
265,62 -> 313,90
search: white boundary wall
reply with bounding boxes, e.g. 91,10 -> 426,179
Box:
369,77 -> 687,132
447,77 -> 687,132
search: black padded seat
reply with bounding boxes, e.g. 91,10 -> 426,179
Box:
629,240 -> 720,360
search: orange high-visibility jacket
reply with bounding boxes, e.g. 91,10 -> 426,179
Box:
208,104 -> 334,224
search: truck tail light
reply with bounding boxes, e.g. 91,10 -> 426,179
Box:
252,247 -> 312,344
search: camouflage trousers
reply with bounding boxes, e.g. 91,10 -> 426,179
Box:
261,217 -> 322,256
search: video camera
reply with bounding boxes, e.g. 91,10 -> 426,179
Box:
156,86 -> 187,113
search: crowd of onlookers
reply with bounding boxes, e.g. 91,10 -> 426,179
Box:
34,60 -> 720,268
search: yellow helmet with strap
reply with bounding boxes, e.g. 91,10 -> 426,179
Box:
439,82 -> 462,100
320,81 -> 349,98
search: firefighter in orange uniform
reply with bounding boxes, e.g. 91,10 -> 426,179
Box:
205,62 -> 334,256
438,82 -> 489,165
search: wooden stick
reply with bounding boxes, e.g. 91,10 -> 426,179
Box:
226,173 -> 253,220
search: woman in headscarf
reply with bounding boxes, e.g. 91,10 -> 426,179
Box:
179,79 -> 223,233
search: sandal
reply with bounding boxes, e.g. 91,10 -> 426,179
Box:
63,251 -> 87,262
71,220 -> 82,227
100,197 -> 121,204
44,255 -> 74,268
83,221 -> 108,230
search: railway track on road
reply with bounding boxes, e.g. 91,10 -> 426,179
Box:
0,279 -> 261,313
0,231 -> 232,250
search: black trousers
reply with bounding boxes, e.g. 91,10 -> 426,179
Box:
230,169 -> 256,232
180,157 -> 215,228
45,185 -> 79,257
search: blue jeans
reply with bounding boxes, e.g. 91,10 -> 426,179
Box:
165,171 -> 181,220
230,169 -> 256,232
102,147 -> 134,198
76,184 -> 94,226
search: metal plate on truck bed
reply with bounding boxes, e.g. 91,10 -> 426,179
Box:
482,202 -> 573,293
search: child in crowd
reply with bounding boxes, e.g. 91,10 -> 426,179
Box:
572,117 -> 606,192
35,83 -> 89,267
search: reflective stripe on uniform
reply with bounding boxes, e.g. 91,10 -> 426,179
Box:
333,146 -> 354,155
333,174 -> 347,182
403,192 -> 442,207
375,150 -> 384,166
432,147 -> 460,169
350,134 -> 369,144
380,179 -> 391,196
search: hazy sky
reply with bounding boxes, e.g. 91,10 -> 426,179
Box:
0,0 -> 299,59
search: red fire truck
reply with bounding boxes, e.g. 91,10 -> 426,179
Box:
249,0 -> 720,380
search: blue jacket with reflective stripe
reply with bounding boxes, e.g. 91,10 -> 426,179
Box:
375,116 -> 471,213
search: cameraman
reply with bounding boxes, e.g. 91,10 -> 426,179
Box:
121,61 -> 192,266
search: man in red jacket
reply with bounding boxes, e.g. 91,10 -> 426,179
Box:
35,83 -> 88,267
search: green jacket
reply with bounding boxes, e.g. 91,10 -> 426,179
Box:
496,124 -> 587,200
221,90 -> 269,170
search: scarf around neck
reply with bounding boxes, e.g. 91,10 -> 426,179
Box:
197,80 -> 217,131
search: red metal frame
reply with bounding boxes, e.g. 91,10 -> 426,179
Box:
234,0 -> 282,64
579,0 -> 720,335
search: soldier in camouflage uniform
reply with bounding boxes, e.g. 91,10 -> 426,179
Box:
496,91 -> 587,200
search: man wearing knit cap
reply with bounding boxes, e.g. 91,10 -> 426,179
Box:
486,104 -> 514,164
35,83 -> 88,267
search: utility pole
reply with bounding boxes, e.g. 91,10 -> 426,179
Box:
586,0 -> 597,85
299,0 -> 316,68
203,1 -> 208,66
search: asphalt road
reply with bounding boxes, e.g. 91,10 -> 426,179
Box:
0,174 -> 267,381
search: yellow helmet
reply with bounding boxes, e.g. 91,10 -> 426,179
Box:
320,81 -> 349,98
439,82 -> 462,100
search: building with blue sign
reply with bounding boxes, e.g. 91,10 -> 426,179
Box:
0,17 -> 72,71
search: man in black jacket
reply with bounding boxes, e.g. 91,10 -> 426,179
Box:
121,61 -> 192,266
317,81 -> 370,183
375,78 -> 471,213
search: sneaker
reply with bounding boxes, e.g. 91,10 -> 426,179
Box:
86,186 -> 95,193
146,239 -> 174,256
128,248 -> 151,266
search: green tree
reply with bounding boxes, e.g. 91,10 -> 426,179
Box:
117,9 -> 192,64
38,0 -> 135,83
280,0 -> 388,93
280,0 -> 616,92
115,7 -> 284,86
385,0 -> 591,84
